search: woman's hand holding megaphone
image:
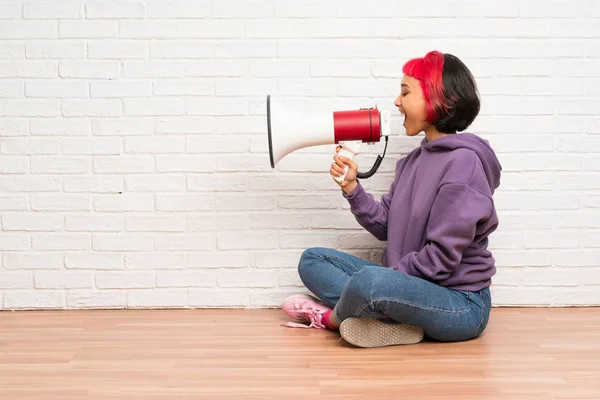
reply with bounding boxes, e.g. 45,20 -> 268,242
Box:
331,146 -> 359,194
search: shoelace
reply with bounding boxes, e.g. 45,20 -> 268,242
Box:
281,300 -> 327,329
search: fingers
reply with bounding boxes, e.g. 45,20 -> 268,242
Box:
330,161 -> 346,176
337,155 -> 357,171
331,148 -> 356,187
333,155 -> 346,169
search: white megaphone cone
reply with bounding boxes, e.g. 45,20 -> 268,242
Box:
266,95 -> 392,183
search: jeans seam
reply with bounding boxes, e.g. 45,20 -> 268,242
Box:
358,296 -> 472,316
475,293 -> 486,335
482,291 -> 491,302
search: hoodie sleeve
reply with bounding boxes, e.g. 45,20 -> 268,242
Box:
390,182 -> 493,282
342,158 -> 406,241
342,182 -> 393,241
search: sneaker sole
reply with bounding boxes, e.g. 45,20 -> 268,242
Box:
340,318 -> 424,348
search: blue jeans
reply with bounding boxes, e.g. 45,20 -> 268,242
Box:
298,247 -> 492,342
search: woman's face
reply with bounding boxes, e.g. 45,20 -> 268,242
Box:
394,75 -> 430,137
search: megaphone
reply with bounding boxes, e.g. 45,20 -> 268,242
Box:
266,95 -> 393,183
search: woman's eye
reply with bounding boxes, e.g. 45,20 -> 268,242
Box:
401,93 -> 408,97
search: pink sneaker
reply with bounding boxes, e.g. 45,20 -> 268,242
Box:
281,294 -> 332,329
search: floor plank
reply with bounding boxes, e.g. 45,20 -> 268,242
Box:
1,308 -> 599,399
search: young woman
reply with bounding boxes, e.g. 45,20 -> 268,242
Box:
281,51 -> 502,348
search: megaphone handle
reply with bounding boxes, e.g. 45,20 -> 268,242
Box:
334,141 -> 360,183
335,148 -> 355,183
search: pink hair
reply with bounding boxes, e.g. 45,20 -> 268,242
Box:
402,51 -> 449,123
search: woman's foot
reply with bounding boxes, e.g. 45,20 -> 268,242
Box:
281,294 -> 337,329
340,318 -> 424,348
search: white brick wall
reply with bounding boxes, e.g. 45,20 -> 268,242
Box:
1,0 -> 599,309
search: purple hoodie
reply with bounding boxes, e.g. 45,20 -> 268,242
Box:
343,133 -> 502,291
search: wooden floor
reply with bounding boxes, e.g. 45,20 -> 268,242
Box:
1,308 -> 600,400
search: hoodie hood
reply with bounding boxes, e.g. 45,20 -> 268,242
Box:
420,133 -> 502,192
